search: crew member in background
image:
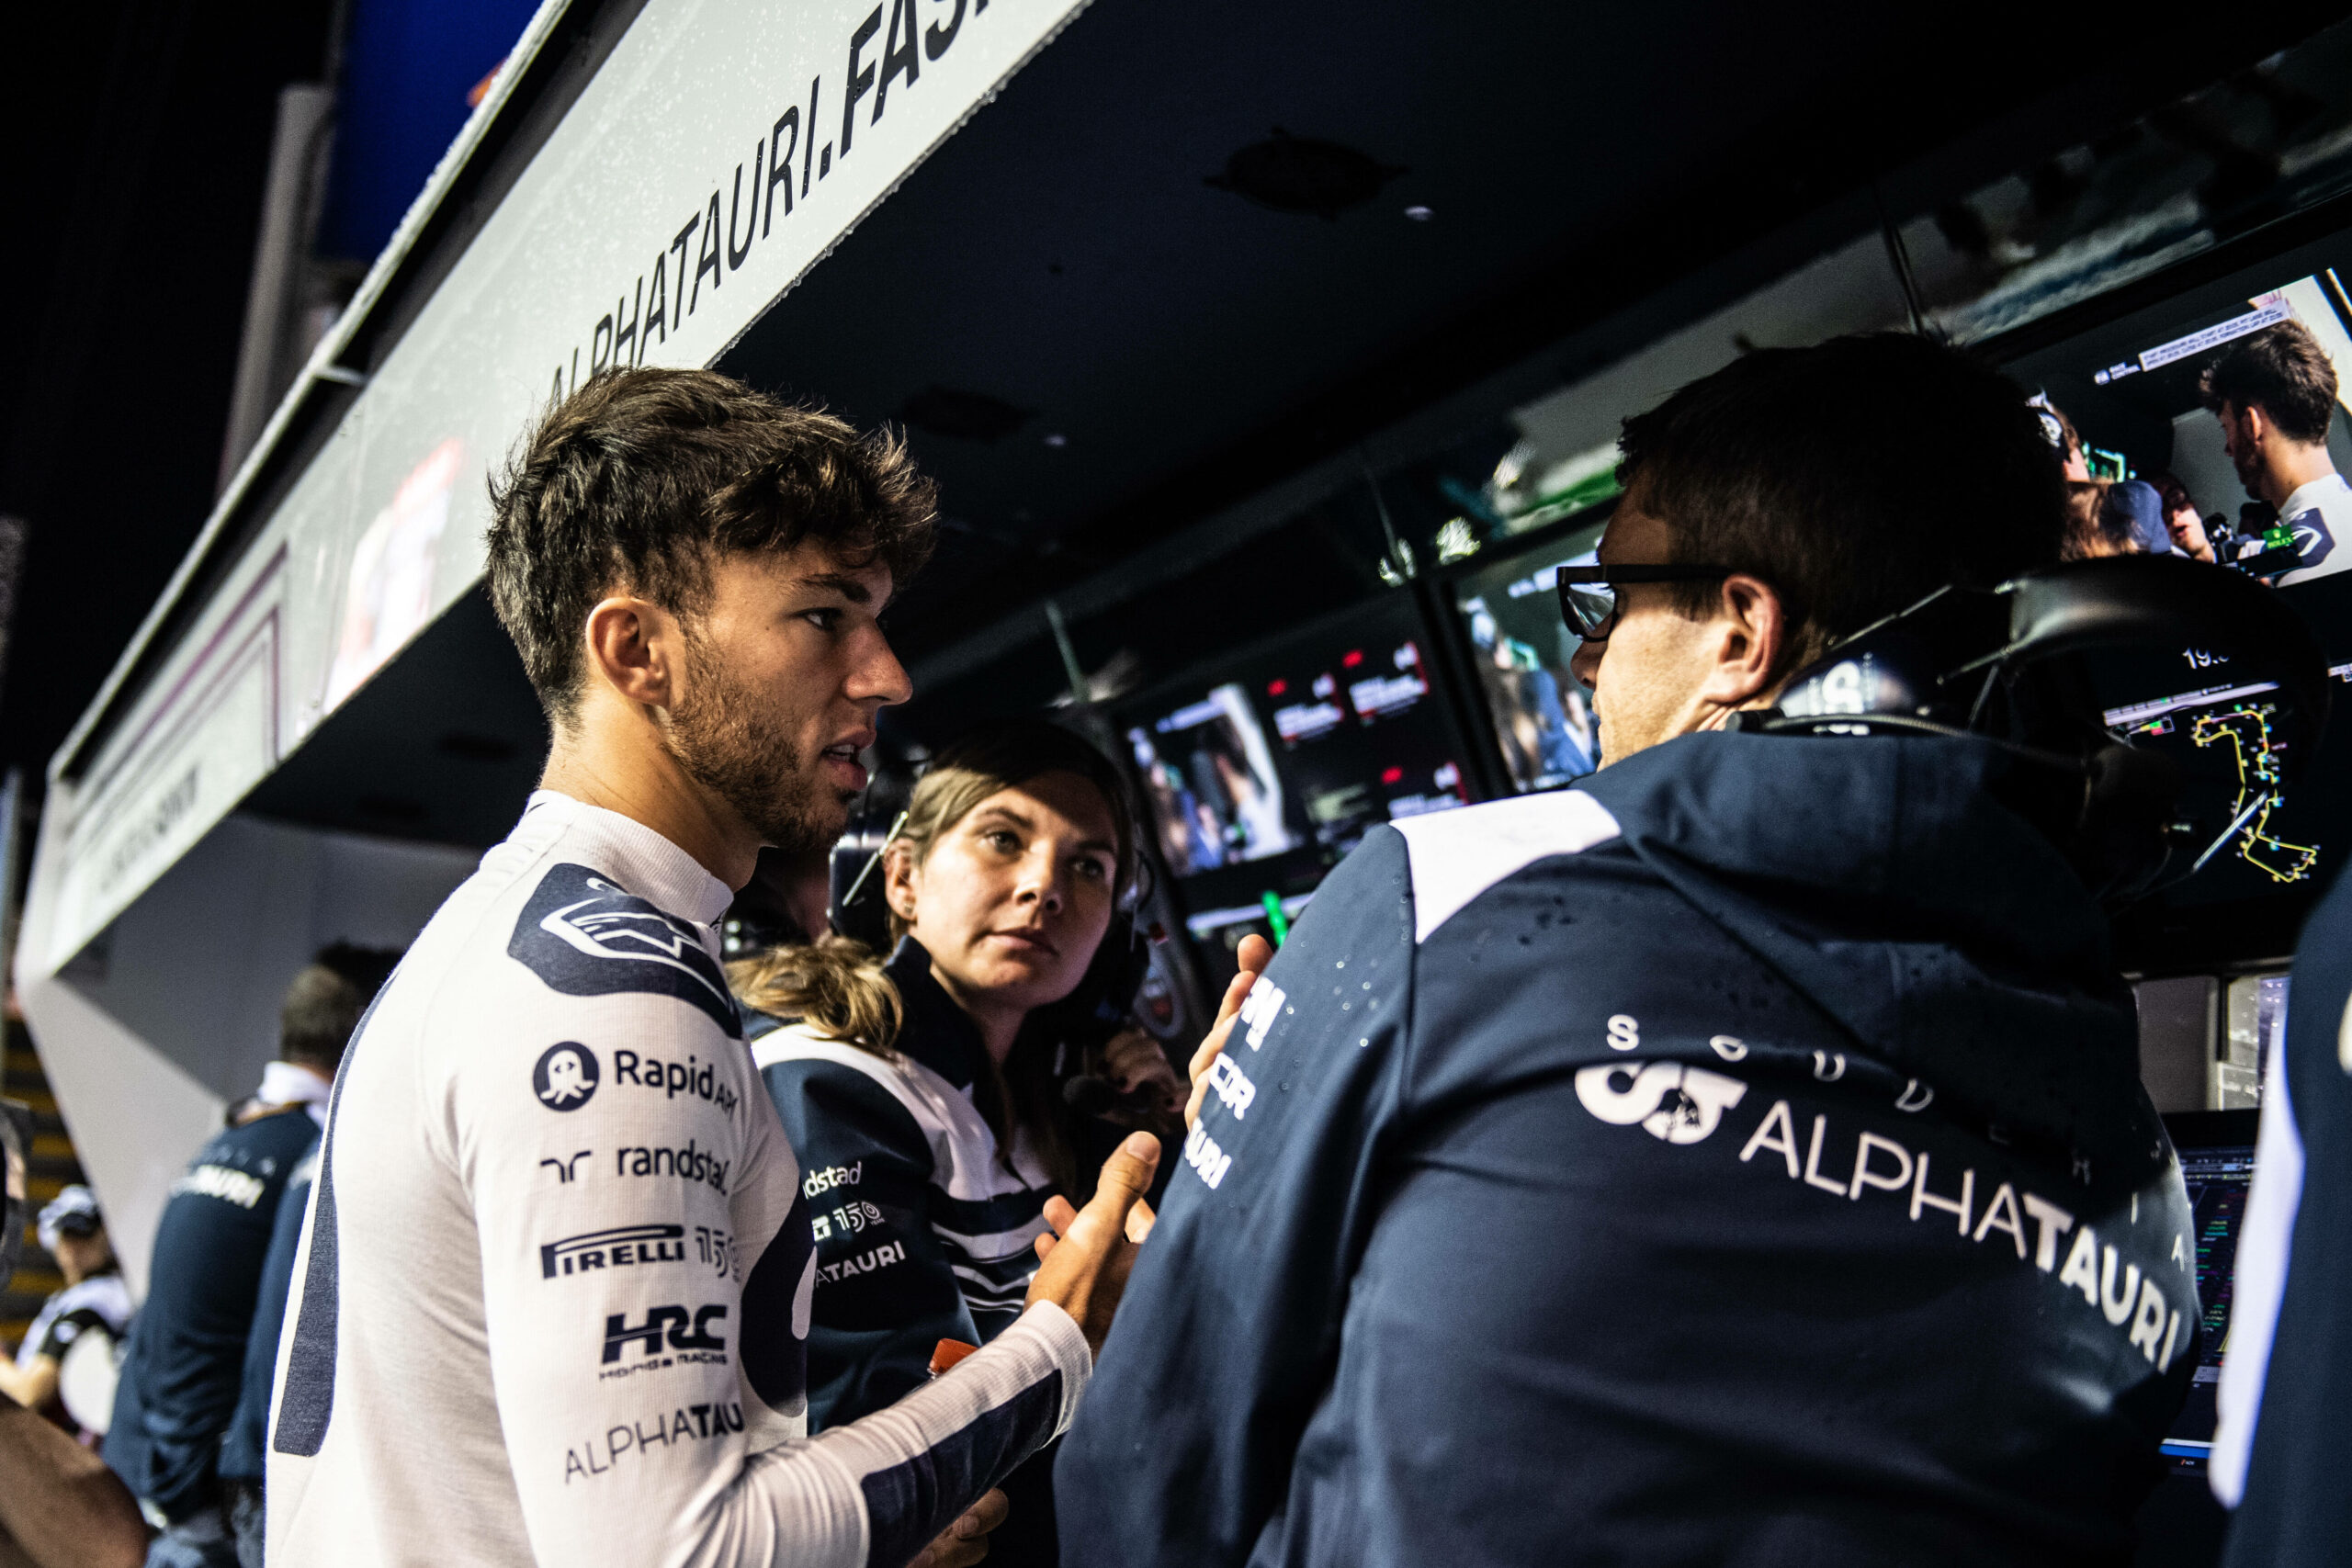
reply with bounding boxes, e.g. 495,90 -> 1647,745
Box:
215,1136 -> 318,1568
0,1187 -> 131,1439
2204,320 -> 2352,584
735,720 -> 1182,1567
2153,472 -> 2220,562
1061,335 -> 2196,1567
105,950 -> 380,1568
2207,864 -> 2352,1564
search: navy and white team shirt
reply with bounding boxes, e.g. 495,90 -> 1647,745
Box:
107,1100 -> 319,1519
263,792 -> 1090,1568
15,1268 -> 130,1383
2211,852 -> 2352,1566
749,937 -> 1059,1430
1060,732 -> 2197,1568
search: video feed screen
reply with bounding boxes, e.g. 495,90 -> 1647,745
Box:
1448,521 -> 1604,792
1123,592 -> 1474,886
1129,684 -> 1301,874
1995,241 -> 2352,965
2018,269 -> 2352,580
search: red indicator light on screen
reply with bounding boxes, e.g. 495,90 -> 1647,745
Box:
1342,649 -> 1363,669
1380,766 -> 1404,784
1267,679 -> 1287,696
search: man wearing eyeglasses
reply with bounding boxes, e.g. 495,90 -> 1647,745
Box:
1059,333 -> 2195,1567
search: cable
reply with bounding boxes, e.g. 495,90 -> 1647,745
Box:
1872,186 -> 1936,341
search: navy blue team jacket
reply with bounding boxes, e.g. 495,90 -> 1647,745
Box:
1059,731 -> 2197,1568
218,1142 -> 316,1483
2219,854 -> 2352,1568
107,1104 -> 318,1517
750,940 -> 1060,1429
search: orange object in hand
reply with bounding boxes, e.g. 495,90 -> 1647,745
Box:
929,1338 -> 979,1378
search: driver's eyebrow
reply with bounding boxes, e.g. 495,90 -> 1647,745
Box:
797,570 -> 877,605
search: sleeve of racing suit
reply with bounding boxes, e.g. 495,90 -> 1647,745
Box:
462,994 -> 1090,1568
1054,828 -> 1416,1567
761,1055 -> 982,1428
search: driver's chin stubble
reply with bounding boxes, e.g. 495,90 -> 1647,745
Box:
665,646 -> 849,856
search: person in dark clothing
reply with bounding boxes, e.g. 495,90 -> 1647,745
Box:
106,947 -> 388,1568
212,1144 -> 311,1568
2208,857 -> 2352,1565
1059,334 -> 2196,1567
1,1186 -> 131,1439
733,721 -> 1181,1566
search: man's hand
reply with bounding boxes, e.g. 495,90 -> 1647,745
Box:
1024,1132 -> 1161,1355
1184,935 -> 1274,1129
1102,1027 -> 1184,1118
903,1489 -> 1008,1568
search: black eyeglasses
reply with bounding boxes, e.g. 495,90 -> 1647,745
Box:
1554,565 -> 1736,641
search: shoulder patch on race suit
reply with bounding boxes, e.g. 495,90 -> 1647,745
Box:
737,1187 -> 813,1418
509,863 -> 738,1034
1389,789 -> 1622,942
2286,503 -> 2336,574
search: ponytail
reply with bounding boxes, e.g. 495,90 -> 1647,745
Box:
727,934 -> 903,1053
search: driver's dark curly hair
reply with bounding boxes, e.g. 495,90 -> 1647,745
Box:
487,367 -> 936,728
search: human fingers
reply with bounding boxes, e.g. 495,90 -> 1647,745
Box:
1023,1132 -> 1161,1351
954,1489 -> 1010,1540
903,1488 -> 1003,1568
903,1529 -> 988,1568
1072,1133 -> 1159,1245
1032,1194 -> 1080,1262
1125,1195 -> 1156,1244
1234,933 -> 1274,984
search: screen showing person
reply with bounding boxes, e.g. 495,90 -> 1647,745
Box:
1997,261 -> 2352,966
2202,318 -> 2352,584
1453,528 -> 1603,790
1127,683 -> 1296,874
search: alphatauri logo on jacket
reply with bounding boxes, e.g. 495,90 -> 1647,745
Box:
1576,1060 -> 1749,1145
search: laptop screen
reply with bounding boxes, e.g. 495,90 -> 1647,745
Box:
2159,1110 -> 2262,1474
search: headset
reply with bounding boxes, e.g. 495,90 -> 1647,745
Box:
1736,554 -> 2330,906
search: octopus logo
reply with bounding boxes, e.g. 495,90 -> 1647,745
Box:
534,1043 -> 601,1111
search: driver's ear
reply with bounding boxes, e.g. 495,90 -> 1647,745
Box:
582,596 -> 681,709
1703,575 -> 1786,708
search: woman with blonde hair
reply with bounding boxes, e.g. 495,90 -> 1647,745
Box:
731,719 -> 1182,1429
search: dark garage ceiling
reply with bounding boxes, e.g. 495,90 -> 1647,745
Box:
718,0 -> 2347,688
246,0 -> 2351,844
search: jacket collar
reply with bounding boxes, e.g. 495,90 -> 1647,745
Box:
886,936 -> 987,1090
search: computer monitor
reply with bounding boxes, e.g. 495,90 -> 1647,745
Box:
1992,225 -> 2352,970
1118,592 -> 1477,986
1446,518 -> 1605,793
2155,1109 -> 2260,1478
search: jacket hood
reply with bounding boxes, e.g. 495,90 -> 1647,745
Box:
1577,730 -> 2159,1172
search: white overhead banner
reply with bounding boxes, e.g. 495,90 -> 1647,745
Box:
24,0 -> 1086,979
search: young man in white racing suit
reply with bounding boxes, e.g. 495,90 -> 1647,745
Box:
263,369 -> 1162,1568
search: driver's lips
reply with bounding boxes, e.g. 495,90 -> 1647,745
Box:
818,736 -> 871,791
